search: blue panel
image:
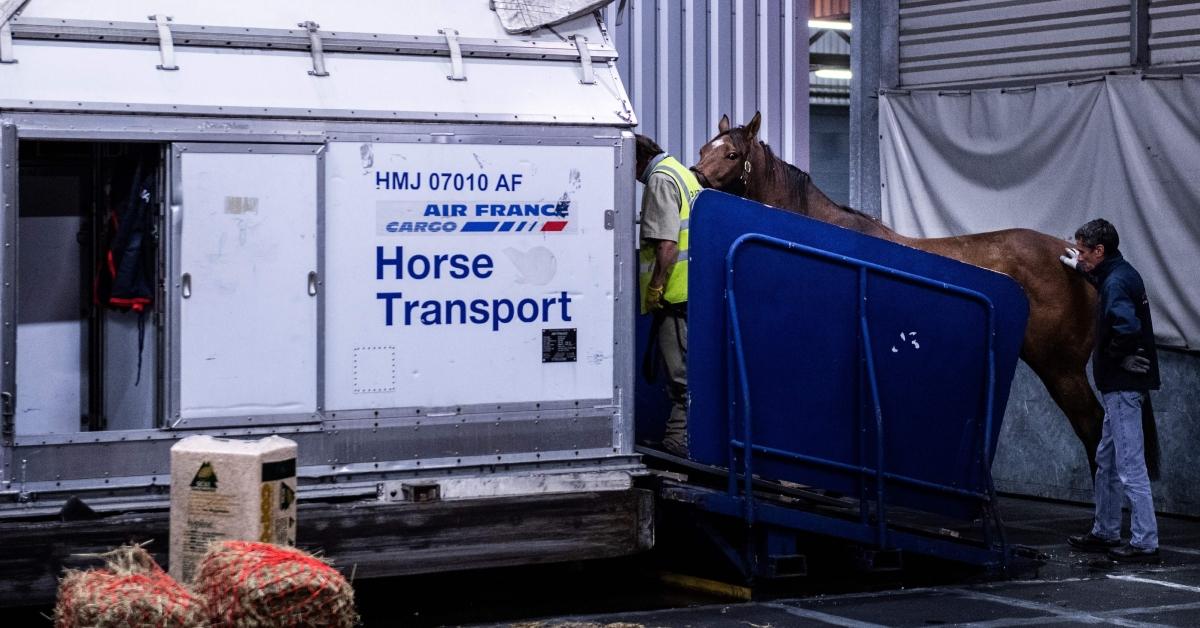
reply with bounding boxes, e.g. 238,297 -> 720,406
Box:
687,191 -> 1028,520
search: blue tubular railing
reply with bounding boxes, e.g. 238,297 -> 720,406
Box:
723,233 -> 1000,549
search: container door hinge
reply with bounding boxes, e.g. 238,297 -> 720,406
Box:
148,14 -> 178,71
439,28 -> 467,81
571,35 -> 596,85
299,21 -> 330,77
1,391 -> 14,445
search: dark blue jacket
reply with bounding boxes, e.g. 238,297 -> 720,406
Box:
1087,253 -> 1160,392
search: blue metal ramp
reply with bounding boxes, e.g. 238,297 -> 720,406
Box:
672,190 -> 1029,570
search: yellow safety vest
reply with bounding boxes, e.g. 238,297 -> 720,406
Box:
640,155 -> 702,313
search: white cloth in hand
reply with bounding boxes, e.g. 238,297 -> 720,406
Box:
1059,247 -> 1080,270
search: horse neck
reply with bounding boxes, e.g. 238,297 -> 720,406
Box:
741,144 -> 898,240
801,176 -> 899,241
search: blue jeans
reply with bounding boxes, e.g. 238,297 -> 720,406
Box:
1091,391 -> 1158,550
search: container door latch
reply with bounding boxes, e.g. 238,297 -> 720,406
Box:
299,21 -> 330,77
0,0 -> 31,64
148,14 -> 179,71
0,21 -> 15,64
1,391 -> 14,446
439,28 -> 467,81
571,35 -> 595,85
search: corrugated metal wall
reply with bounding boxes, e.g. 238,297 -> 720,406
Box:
898,0 -> 1132,87
1151,0 -> 1200,65
895,0 -> 1200,88
605,0 -> 810,169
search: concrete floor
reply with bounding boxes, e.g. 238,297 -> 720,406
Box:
10,495 -> 1197,626
481,496 -> 1200,627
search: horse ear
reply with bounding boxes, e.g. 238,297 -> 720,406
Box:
718,114 -> 730,134
744,111 -> 762,138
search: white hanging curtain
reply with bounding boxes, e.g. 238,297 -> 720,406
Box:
881,74 -> 1200,350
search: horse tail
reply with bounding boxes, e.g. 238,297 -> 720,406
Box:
1143,393 -> 1161,481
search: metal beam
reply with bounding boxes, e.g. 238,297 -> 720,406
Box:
850,0 -> 889,218
1131,0 -> 1150,68
5,17 -> 620,63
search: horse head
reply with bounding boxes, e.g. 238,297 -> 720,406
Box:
691,112 -> 765,195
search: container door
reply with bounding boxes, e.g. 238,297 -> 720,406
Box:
169,144 -> 322,426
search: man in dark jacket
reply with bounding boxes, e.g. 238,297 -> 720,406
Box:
1060,219 -> 1161,562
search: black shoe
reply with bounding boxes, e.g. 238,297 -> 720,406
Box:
1068,533 -> 1122,552
1108,544 -> 1160,563
662,439 -> 690,459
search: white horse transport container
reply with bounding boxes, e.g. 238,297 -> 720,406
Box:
0,0 -> 647,601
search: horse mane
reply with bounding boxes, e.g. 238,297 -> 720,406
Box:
755,139 -> 881,224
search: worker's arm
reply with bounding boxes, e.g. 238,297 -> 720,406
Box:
644,238 -> 678,311
640,171 -> 683,311
649,239 -> 679,291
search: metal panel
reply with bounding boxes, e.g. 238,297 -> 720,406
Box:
1150,0 -> 1200,66
6,18 -> 619,63
606,0 -> 809,168
898,0 -> 1133,87
687,190 -> 1029,519
8,410 -> 621,489
322,139 -> 616,411
172,143 -> 321,424
0,41 -> 629,126
0,122 -> 15,456
15,214 -> 84,434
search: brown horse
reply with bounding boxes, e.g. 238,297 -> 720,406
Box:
690,113 -> 1149,476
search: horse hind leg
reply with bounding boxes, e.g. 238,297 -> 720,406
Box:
1033,366 -> 1104,477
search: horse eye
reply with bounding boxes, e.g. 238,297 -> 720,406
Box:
726,152 -> 738,160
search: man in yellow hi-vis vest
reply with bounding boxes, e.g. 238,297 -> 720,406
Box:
636,134 -> 702,459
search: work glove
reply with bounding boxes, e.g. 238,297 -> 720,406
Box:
645,284 -> 665,312
1059,247 -> 1080,270
1121,352 -> 1151,374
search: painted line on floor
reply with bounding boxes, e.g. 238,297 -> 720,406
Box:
945,588 -> 1165,628
1107,573 -> 1200,594
956,616 -> 1099,628
1158,544 -> 1200,557
761,603 -> 889,628
1095,600 -> 1200,618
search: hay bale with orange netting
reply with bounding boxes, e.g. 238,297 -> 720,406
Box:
195,540 -> 357,627
54,544 -> 206,628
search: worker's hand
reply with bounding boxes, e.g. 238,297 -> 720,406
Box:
1059,247 -> 1080,270
645,284 -> 665,312
1121,353 -> 1151,374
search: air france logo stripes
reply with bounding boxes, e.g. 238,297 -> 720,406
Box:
378,202 -> 573,235
460,221 -> 568,233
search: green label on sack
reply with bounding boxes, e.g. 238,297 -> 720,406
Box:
190,461 -> 218,491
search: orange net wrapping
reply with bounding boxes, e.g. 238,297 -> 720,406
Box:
195,540 -> 357,628
54,545 -> 206,628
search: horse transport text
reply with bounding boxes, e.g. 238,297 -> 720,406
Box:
374,246 -> 574,331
